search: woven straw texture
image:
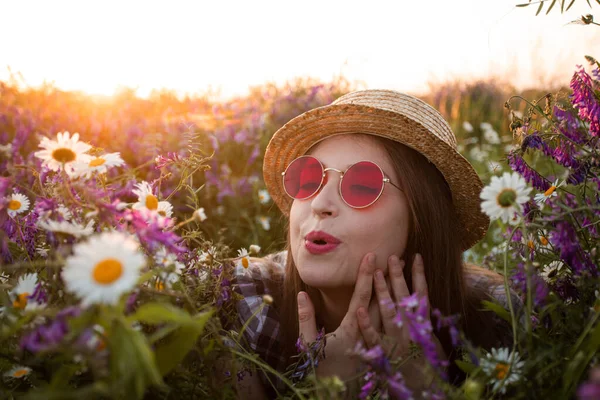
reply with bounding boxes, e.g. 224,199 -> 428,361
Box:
263,89 -> 489,250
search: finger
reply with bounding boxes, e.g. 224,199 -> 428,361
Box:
357,306 -> 380,348
368,297 -> 382,333
297,291 -> 318,343
388,255 -> 410,302
374,268 -> 399,335
412,253 -> 430,313
346,253 -> 376,318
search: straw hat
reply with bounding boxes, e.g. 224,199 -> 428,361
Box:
263,89 -> 489,250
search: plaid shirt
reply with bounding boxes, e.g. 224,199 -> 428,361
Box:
233,251 -> 519,394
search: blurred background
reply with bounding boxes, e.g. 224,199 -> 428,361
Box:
1,0 -> 598,98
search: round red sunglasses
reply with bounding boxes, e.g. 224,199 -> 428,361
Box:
281,155 -> 402,208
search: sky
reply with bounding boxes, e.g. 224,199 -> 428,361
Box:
1,0 -> 599,99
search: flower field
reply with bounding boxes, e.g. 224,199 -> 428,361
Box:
1,55 -> 600,399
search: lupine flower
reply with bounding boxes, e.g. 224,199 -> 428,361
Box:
20,306 -> 81,353
507,152 -> 550,192
34,132 -> 92,175
511,263 -> 549,307
6,192 -> 30,218
480,172 -> 532,225
62,231 -> 146,306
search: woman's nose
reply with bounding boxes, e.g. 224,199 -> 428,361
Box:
310,175 -> 341,217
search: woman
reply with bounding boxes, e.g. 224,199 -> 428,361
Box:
233,90 -> 512,399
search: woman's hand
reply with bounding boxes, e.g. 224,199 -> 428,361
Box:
296,253 -> 379,380
358,253 -> 446,389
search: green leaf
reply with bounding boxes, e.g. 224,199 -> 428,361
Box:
455,359 -> 477,374
49,364 -> 80,390
536,1 -> 544,15
154,310 -> 213,376
480,300 -> 512,323
566,0 -> 576,10
516,2 -> 531,7
109,320 -> 163,399
128,302 -> 194,325
546,0 -> 557,14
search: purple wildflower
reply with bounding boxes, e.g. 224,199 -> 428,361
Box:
397,293 -> 448,379
21,307 -> 81,353
507,152 -> 549,192
570,66 -> 600,137
578,367 -> 600,400
511,263 -> 549,307
550,222 -> 598,277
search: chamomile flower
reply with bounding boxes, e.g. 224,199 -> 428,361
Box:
534,179 -> 564,207
236,248 -> 251,270
193,207 -> 207,222
480,172 -> 532,225
540,261 -> 565,283
72,152 -> 125,179
462,121 -> 474,132
62,231 -> 146,306
481,347 -> 524,393
132,181 -> 173,217
6,193 -> 30,217
249,244 -> 261,255
38,219 -> 95,238
11,273 -> 45,311
258,189 -> 271,204
257,215 -> 271,231
34,132 -> 92,174
4,365 -> 31,379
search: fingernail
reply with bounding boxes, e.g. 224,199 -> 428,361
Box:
415,253 -> 423,264
298,292 -> 307,306
375,270 -> 384,280
368,253 -> 375,265
389,255 -> 399,264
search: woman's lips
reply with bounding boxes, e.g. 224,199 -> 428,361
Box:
304,230 -> 341,255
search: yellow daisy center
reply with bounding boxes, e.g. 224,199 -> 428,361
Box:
158,210 -> 166,217
544,185 -> 557,197
8,200 -> 21,210
155,281 -> 165,291
12,369 -> 29,378
52,148 -> 77,163
13,293 -> 29,309
92,258 -> 123,284
527,240 -> 535,250
242,257 -> 249,269
496,189 -> 517,208
540,236 -> 549,246
89,157 -> 106,167
145,195 -> 159,210
494,362 -> 509,380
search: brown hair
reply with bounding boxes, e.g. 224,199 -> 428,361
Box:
271,135 -> 504,383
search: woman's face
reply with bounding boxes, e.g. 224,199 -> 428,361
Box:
289,134 -> 410,289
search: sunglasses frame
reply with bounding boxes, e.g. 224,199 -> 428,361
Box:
281,155 -> 402,209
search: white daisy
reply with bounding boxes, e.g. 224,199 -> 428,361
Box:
480,172 -> 532,225
4,365 -> 32,379
481,348 -> 525,393
154,247 -> 184,287
193,207 -> 207,222
0,143 -> 13,155
540,261 -> 565,283
469,146 -> 488,162
34,132 -> 92,175
249,244 -> 261,255
462,121 -> 474,133
483,127 -> 501,144
11,273 -> 45,311
258,189 -> 271,204
534,179 -> 564,207
72,152 -> 125,179
257,215 -> 271,231
6,193 -> 30,217
62,231 -> 146,306
216,205 -> 225,215
236,248 -> 251,270
35,244 -> 50,258
132,181 -> 173,217
38,219 -> 95,238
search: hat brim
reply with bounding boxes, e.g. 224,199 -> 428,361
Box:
263,103 -> 489,251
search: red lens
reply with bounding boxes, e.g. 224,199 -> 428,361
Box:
340,161 -> 385,207
283,156 -> 324,200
